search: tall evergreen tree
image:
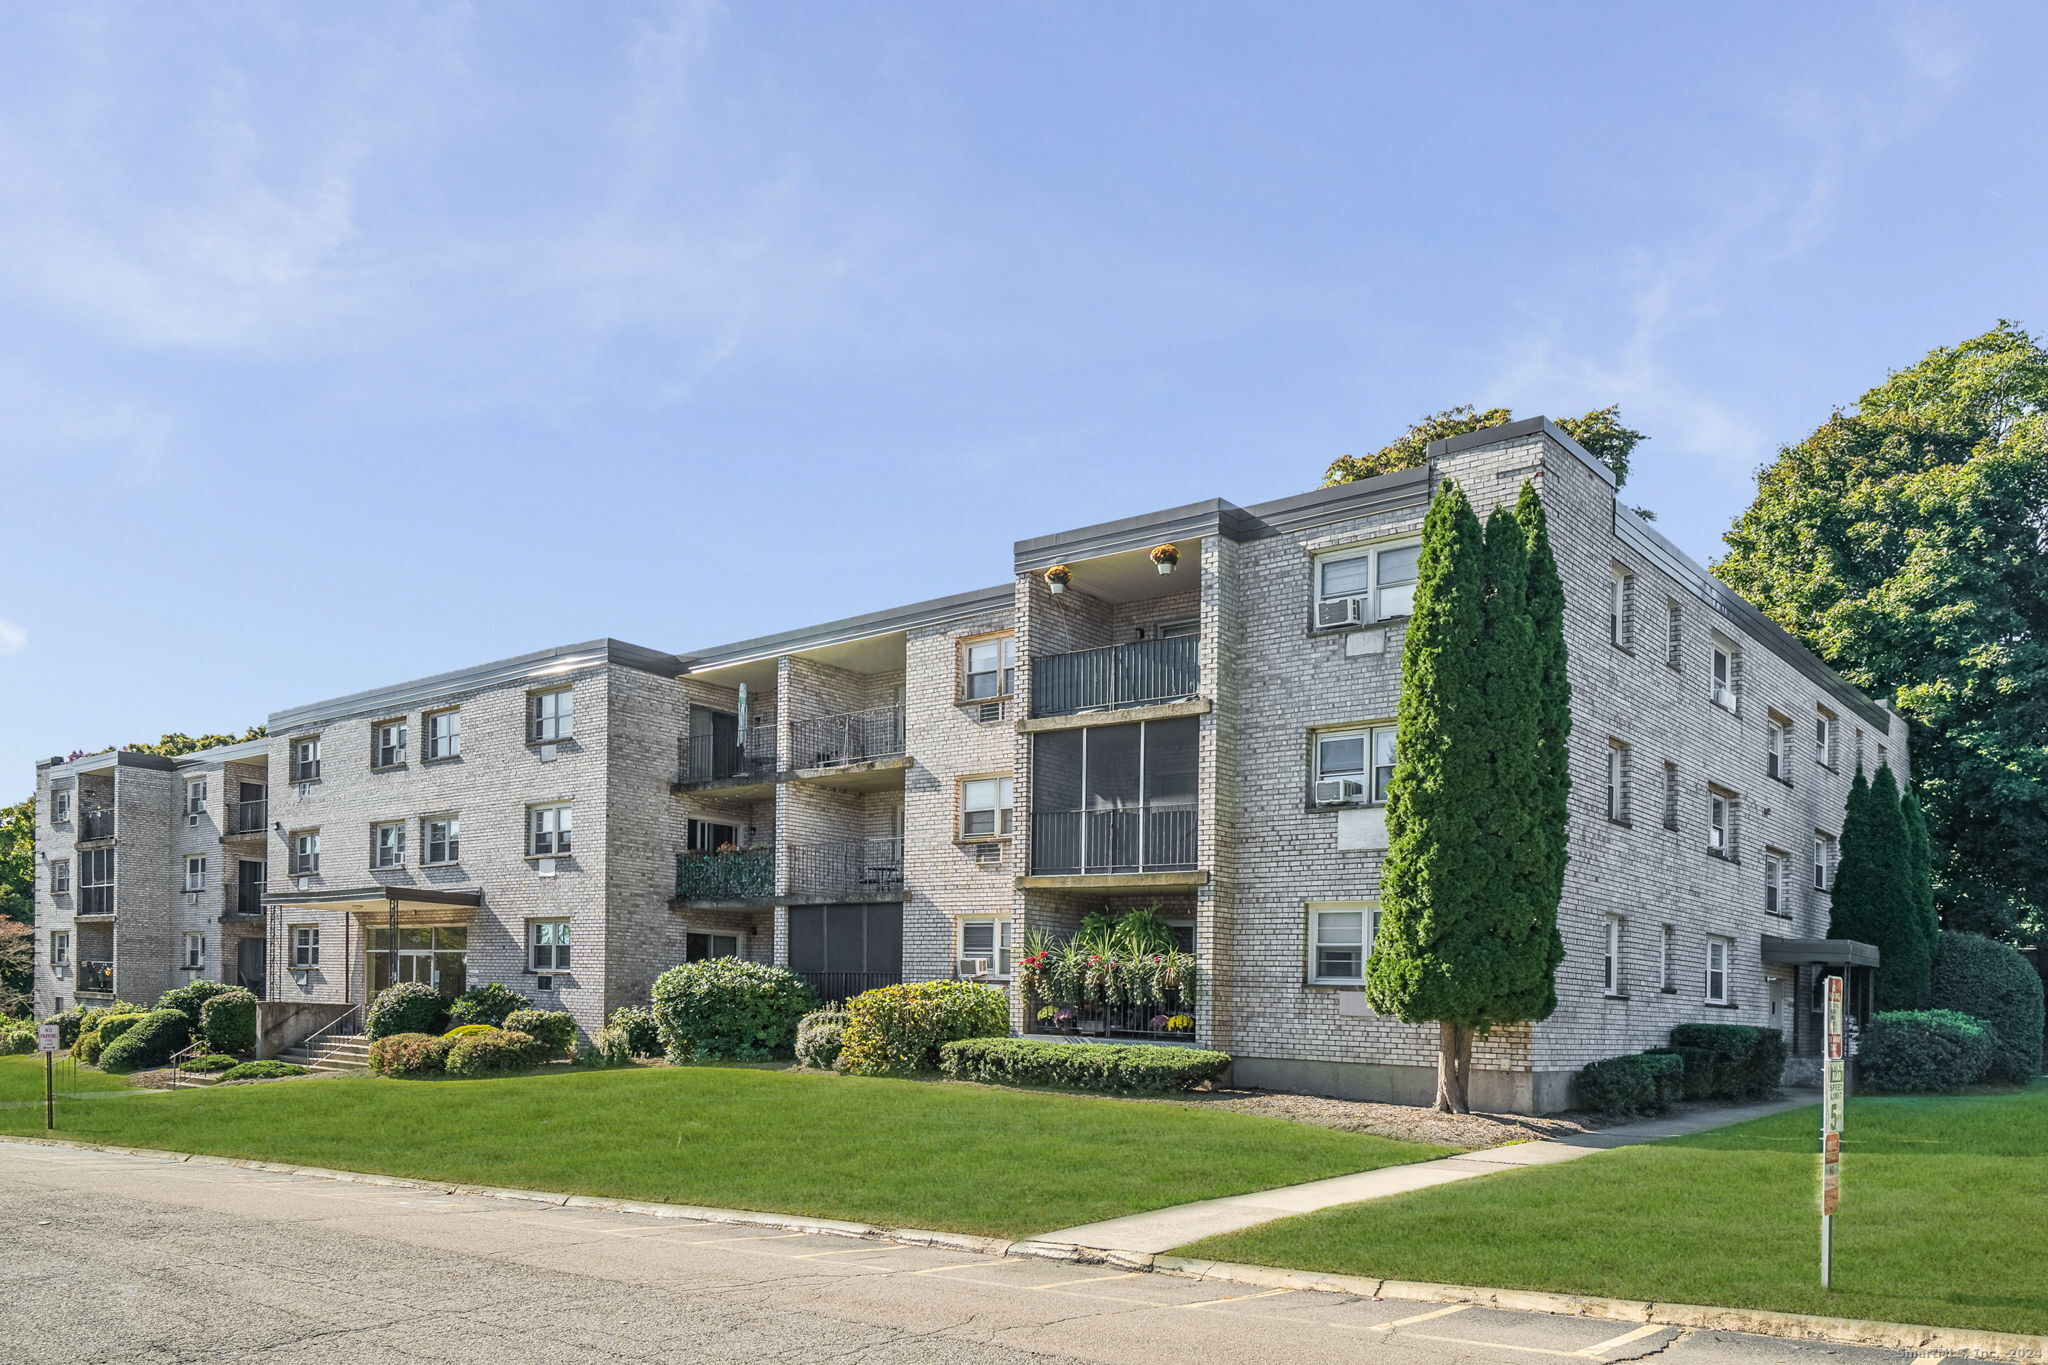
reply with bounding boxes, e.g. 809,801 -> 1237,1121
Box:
1518,482 -> 1573,926
1831,765 -> 1930,1008
1901,784 -> 1939,951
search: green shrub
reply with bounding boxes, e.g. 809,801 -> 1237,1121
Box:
607,1005 -> 662,1058
794,1010 -> 849,1070
1641,1045 -> 1717,1100
938,1037 -> 1231,1094
78,1010 -> 151,1067
199,988 -> 258,1054
181,1054 -> 240,1073
367,981 -> 448,1039
1576,1052 -> 1683,1115
219,1060 -> 307,1081
447,983 -> 528,1029
369,1032 -> 454,1078
156,980 -> 239,1030
47,1001 -> 145,1049
99,1010 -> 193,1074
1929,931 -> 2045,1083
1668,1023 -> 1786,1100
651,960 -> 818,1063
1860,1009 -> 2000,1092
444,1028 -> 546,1078
0,1024 -> 35,1056
503,1009 -> 576,1057
839,981 -> 1009,1076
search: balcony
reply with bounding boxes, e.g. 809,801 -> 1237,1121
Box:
677,728 -> 778,787
1030,805 -> 1199,875
80,807 -> 115,840
78,886 -> 114,916
226,799 -> 268,835
78,961 -> 115,995
786,838 -> 904,904
676,847 -> 775,904
1031,636 -> 1199,718
788,706 -> 906,771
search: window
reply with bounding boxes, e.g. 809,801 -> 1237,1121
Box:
1662,762 -> 1679,830
961,635 -> 1017,700
50,931 -> 70,966
289,830 -> 320,876
1317,540 -> 1422,623
373,719 -> 407,769
529,689 -> 574,743
1314,724 -> 1396,805
371,821 -> 406,869
687,818 -> 740,853
1157,618 -> 1200,639
1604,915 -> 1626,995
1705,936 -> 1731,1004
686,932 -> 739,962
1767,713 -> 1793,782
530,919 -> 572,971
960,776 -> 1015,838
1814,832 -> 1835,891
424,816 -> 461,865
78,848 -> 114,913
426,708 -> 461,760
529,803 -> 573,856
183,932 -> 205,970
1765,850 -> 1790,916
291,926 -> 320,969
958,917 -> 1013,977
51,785 -> 72,822
184,855 -> 207,892
1308,902 -> 1380,985
1814,709 -> 1837,768
292,736 -> 322,782
50,860 -> 69,895
1659,924 -> 1675,992
1606,742 -> 1630,823
1877,741 -> 1889,770
1665,600 -> 1682,668
1711,637 -> 1738,709
1609,566 -> 1634,648
185,777 -> 207,818
1707,787 -> 1738,859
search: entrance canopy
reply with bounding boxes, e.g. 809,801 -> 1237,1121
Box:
264,884 -> 481,927
1761,936 -> 1880,970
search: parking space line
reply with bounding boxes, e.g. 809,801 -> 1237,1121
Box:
791,1246 -> 891,1260
1912,1357 -> 1947,1365
1182,1287 -> 1294,1309
1410,1333 -> 1585,1357
1365,1303 -> 1471,1331
1033,1271 -> 1146,1290
1578,1324 -> 1668,1357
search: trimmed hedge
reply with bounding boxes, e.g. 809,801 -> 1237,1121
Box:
157,980 -> 239,1030
1929,931 -> 2044,1083
652,960 -> 818,1063
606,1005 -> 662,1058
369,1032 -> 456,1078
199,988 -> 259,1054
1860,1009 -> 1999,1092
444,1028 -> 546,1078
794,1010 -> 849,1070
219,1060 -> 307,1081
1668,1023 -> 1786,1100
78,1010 -> 151,1067
99,1010 -> 192,1074
182,1054 -> 240,1073
447,983 -> 528,1029
1641,1044 -> 1717,1100
503,1009 -> 576,1057
938,1037 -> 1231,1095
367,982 -> 448,1040
1577,1052 -> 1685,1115
839,981 -> 1010,1076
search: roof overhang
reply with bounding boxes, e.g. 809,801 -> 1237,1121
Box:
1762,936 -> 1880,969
264,885 -> 482,925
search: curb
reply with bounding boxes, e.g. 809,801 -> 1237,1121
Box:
5,1135 -> 2040,1361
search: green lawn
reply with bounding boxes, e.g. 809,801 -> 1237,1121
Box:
0,1062 -> 1450,1237
0,1054 -> 135,1106
1179,1082 -> 2048,1337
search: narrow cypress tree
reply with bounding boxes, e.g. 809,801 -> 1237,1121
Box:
1900,783 -> 1938,946
1517,482 -> 1573,946
1832,765 -> 1929,1008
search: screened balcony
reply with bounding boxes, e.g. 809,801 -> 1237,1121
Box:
1029,715 -> 1200,875
1031,635 -> 1199,718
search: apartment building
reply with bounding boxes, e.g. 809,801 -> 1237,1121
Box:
31,417 -> 1900,1110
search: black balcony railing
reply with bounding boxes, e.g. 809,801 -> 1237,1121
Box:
1030,805 -> 1199,875
675,847 -> 775,903
1027,997 -> 1199,1044
678,728 -> 778,785
78,961 -> 115,994
78,886 -> 114,916
226,799 -> 268,834
1031,635 -> 1199,718
81,808 -> 115,840
797,969 -> 903,1004
786,838 -> 904,903
789,706 -> 906,770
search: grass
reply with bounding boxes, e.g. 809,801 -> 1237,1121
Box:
0,1053 -> 135,1106
0,1061 -> 1451,1237
1179,1082 -> 2048,1337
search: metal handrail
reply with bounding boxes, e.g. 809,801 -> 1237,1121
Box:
292,1003 -> 364,1068
788,705 -> 906,769
1031,635 -> 1200,717
226,799 -> 268,834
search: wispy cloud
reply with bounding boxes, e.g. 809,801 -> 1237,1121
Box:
0,619 -> 27,655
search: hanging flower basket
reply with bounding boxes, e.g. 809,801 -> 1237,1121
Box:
1149,544 -> 1180,575
1044,564 -> 1073,595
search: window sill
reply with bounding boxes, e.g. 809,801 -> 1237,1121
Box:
1703,1001 -> 1741,1010
1765,910 -> 1794,920
1605,992 -> 1631,1001
1304,801 -> 1386,816
1769,774 -> 1793,789
422,755 -> 463,766
1304,981 -> 1367,991
370,865 -> 407,874
370,764 -> 407,775
291,777 -> 323,786
1607,817 -> 1632,829
1610,643 -> 1634,656
527,737 -> 575,749
421,860 -> 462,869
524,853 -> 575,862
956,694 -> 1014,707
956,836 -> 1013,847
1710,698 -> 1738,715
1707,850 -> 1739,865
1659,986 -> 1678,995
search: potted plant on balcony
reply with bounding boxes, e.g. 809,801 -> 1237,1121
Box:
1149,543 -> 1180,575
1044,564 -> 1072,595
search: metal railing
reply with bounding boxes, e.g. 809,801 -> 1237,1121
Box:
78,961 -> 115,994
788,706 -> 905,770
81,807 -> 115,840
78,886 -> 114,916
1027,996 -> 1199,1044
226,799 -> 268,834
675,847 -> 776,902
677,728 -> 779,785
293,1004 -> 364,1067
786,838 -> 904,903
797,969 -> 903,1004
1029,805 -> 1199,875
1031,635 -> 1199,717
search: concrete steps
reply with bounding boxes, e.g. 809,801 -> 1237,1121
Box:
278,1033 -> 371,1074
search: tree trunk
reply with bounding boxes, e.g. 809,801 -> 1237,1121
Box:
1436,1022 -> 1472,1113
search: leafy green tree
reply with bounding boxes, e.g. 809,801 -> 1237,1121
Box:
1717,323 -> 2048,946
0,797 -> 32,925
1325,404 -> 1648,488
1831,765 -> 1930,1009
119,728 -> 266,759
1519,482 -> 1574,919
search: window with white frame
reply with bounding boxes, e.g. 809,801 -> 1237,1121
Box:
292,736 -> 322,782
529,689 -> 574,743
1767,713 -> 1793,782
289,830 -> 320,876
1711,637 -> 1738,709
1765,850 -> 1790,916
1814,708 -> 1837,768
961,635 -> 1017,700
51,784 -> 72,822
371,821 -> 406,869
1704,935 -> 1732,1004
1308,902 -> 1379,985
1314,724 -> 1396,805
1316,540 -> 1421,624
1659,924 -> 1675,991
1665,600 -> 1682,668
1604,915 -> 1626,995
185,777 -> 207,818
183,932 -> 205,970
1708,787 -> 1738,859
424,815 -> 461,865
1814,831 -> 1836,891
530,919 -> 571,971
291,926 -> 320,969
1609,566 -> 1634,648
958,917 -> 1013,977
373,719 -> 407,769
50,930 -> 70,966
1606,742 -> 1630,823
528,803 -> 573,856
50,859 -> 70,895
184,855 -> 207,892
425,708 -> 461,760
960,776 -> 1014,838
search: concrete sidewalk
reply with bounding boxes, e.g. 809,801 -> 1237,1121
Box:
1036,1092 -> 1817,1255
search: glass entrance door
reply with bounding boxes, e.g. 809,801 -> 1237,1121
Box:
367,926 -> 469,996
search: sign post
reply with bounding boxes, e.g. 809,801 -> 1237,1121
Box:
37,1022 -> 60,1133
1820,974 -> 1845,1289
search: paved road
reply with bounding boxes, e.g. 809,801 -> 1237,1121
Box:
0,1141 -> 1958,1365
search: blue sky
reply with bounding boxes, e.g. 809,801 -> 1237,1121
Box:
3,1 -> 2042,786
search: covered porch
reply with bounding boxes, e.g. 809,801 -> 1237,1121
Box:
266,885 -> 483,1003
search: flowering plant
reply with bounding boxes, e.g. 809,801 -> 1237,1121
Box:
1148,544 -> 1179,566
1044,564 -> 1073,588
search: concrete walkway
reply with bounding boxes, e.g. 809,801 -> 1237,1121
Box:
1037,1092 -> 1817,1255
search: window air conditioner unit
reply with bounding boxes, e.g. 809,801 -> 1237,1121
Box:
1313,778 -> 1367,806
958,958 -> 992,979
1316,597 -> 1366,630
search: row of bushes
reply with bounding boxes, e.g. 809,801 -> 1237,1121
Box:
938,1037 -> 1231,1094
367,1010 -> 577,1078
366,981 -> 533,1040
1577,1024 -> 1788,1116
